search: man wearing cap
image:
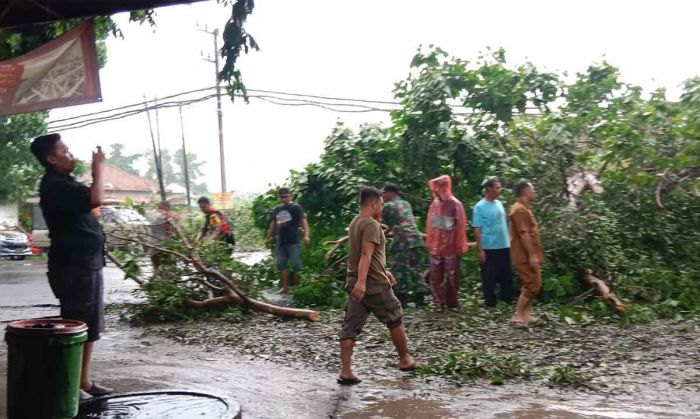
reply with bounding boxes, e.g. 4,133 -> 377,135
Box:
30,133 -> 112,400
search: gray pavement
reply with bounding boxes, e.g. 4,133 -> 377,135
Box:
0,259 -> 139,322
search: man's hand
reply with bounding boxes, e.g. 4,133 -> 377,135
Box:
350,281 -> 366,302
478,249 -> 486,264
529,255 -> 540,272
91,146 -> 105,172
387,271 -> 397,286
303,236 -> 311,246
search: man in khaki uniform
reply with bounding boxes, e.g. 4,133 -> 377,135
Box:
508,180 -> 544,327
338,187 -> 420,385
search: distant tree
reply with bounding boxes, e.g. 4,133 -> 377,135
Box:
145,148 -> 177,186
0,113 -> 47,202
107,143 -> 142,175
173,148 -> 208,195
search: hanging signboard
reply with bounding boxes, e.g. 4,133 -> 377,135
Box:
211,192 -> 234,210
0,20 -> 101,116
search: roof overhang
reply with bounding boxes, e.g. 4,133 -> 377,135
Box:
0,0 -> 210,28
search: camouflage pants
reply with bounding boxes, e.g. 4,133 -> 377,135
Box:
388,246 -> 429,306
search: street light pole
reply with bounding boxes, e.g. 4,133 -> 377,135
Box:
200,26 -> 227,193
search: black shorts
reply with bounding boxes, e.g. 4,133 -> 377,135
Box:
47,265 -> 104,342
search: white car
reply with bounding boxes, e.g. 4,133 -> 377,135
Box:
100,206 -> 150,250
0,223 -> 33,260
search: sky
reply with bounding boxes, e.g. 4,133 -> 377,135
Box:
48,0 -> 700,194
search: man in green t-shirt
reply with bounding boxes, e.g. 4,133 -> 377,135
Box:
382,182 -> 428,307
338,187 -> 421,385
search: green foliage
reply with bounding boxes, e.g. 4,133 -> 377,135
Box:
107,143 -> 142,175
220,0 -> 258,101
422,350 -> 530,384
547,363 -> 590,389
129,280 -> 202,324
173,148 -> 208,195
0,114 -> 47,202
292,273 -> 346,309
129,279 -> 245,325
145,148 -> 208,195
251,46 -> 700,314
228,198 -> 264,251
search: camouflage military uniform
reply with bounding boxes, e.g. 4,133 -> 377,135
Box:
383,198 -> 429,306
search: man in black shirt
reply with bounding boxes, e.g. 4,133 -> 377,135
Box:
265,187 -> 310,293
30,133 -> 112,399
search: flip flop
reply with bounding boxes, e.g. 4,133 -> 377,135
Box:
337,376 -> 362,386
85,381 -> 113,397
79,389 -> 93,402
399,361 -> 422,372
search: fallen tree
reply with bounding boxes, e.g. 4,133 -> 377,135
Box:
579,269 -> 627,313
106,221 -> 320,322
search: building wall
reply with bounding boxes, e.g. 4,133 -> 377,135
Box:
104,191 -> 154,203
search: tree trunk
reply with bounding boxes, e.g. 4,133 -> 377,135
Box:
185,289 -> 320,321
581,269 -> 626,313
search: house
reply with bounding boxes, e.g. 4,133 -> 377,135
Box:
80,164 -> 158,203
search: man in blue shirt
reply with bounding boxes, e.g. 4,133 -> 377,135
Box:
472,178 -> 514,307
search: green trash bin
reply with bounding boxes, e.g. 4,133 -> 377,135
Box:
5,319 -> 88,419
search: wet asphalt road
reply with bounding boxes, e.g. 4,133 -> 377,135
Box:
1,260 -> 697,418
0,259 -> 139,322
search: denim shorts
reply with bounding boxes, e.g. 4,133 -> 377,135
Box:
276,242 -> 302,272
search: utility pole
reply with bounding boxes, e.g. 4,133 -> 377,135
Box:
143,96 -> 166,202
200,25 -> 227,193
178,104 -> 192,207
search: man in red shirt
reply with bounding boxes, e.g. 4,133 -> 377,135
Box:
197,197 -> 235,246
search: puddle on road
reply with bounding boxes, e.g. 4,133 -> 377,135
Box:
343,398 -> 454,419
232,250 -> 269,266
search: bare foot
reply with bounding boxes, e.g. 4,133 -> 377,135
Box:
278,288 -> 289,294
510,317 -> 529,329
398,356 -> 422,371
337,374 -> 362,385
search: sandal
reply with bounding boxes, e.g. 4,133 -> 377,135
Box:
79,389 -> 93,401
85,382 -> 113,397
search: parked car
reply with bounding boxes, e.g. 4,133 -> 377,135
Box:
99,205 -> 150,250
29,202 -> 50,251
0,222 -> 33,260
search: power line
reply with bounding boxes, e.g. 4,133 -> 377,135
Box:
46,90 -> 401,131
46,86 -> 412,125
47,94 -> 219,131
46,86 -> 543,132
47,86 -> 218,125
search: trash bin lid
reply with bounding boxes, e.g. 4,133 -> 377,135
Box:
6,319 -> 88,336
